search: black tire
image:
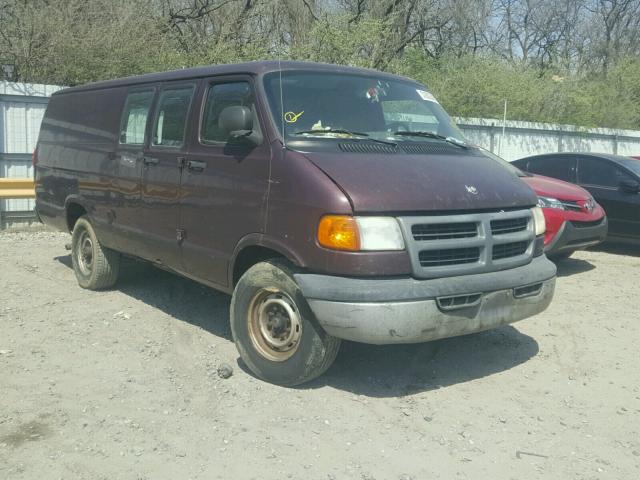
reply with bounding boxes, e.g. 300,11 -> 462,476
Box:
71,216 -> 120,290
230,259 -> 341,386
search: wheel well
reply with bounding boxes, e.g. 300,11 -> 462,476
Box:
66,203 -> 87,232
233,246 -> 285,286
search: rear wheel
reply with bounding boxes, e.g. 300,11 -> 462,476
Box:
230,259 -> 341,386
71,216 -> 120,290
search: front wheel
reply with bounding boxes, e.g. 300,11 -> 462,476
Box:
230,260 -> 341,386
71,216 -> 120,290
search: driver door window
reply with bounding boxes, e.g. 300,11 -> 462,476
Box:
201,81 -> 261,144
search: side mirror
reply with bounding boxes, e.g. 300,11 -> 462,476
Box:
219,106 -> 253,138
619,179 -> 640,194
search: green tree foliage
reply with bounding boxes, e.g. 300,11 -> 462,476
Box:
1,0 -> 640,130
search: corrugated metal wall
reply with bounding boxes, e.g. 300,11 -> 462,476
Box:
457,117 -> 640,161
0,81 -> 61,227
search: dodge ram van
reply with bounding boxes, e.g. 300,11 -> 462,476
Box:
35,61 -> 556,385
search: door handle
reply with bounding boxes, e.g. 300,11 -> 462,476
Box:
142,156 -> 159,166
187,160 -> 206,172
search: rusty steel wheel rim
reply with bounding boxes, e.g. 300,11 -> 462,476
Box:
76,229 -> 94,276
247,289 -> 302,362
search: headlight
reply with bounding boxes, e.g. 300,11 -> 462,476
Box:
537,196 -> 564,210
531,206 -> 546,236
355,217 -> 405,251
317,215 -> 405,251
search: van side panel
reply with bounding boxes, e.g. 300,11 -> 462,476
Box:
36,88 -> 126,247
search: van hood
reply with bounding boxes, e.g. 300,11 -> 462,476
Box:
300,150 -> 538,213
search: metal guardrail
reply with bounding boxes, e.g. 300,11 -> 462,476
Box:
0,178 -> 35,199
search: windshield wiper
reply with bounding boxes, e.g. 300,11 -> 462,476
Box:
295,128 -> 370,137
392,131 -> 468,149
294,129 -> 397,146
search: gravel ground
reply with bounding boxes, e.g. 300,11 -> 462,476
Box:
1,229 -> 639,480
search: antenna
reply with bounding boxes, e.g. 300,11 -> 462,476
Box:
277,0 -> 286,150
278,59 -> 286,149
500,99 -> 507,155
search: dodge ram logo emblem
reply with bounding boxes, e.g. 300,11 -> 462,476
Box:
465,185 -> 478,195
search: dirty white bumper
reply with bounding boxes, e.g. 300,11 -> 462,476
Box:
295,256 -> 556,344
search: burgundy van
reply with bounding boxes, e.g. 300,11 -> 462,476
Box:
35,61 -> 556,385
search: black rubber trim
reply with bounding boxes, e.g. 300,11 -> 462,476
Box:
294,255 -> 557,303
545,216 -> 608,255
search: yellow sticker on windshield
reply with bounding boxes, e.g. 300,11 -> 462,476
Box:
284,111 -> 304,123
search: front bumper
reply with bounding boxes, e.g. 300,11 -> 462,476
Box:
545,216 -> 607,256
295,255 -> 556,344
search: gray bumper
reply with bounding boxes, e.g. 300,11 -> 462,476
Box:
545,216 -> 607,255
295,255 -> 556,345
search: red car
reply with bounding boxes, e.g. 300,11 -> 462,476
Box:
522,174 -> 607,259
481,149 -> 607,259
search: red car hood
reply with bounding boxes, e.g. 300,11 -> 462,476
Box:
522,174 -> 590,201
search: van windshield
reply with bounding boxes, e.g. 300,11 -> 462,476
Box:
263,71 -> 466,145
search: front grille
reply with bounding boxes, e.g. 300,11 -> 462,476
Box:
419,247 -> 480,267
491,217 -> 529,235
398,209 -> 534,279
571,218 -> 604,228
560,200 -> 582,212
412,222 -> 477,241
493,241 -> 528,260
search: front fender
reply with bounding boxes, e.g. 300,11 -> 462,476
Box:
228,233 -> 307,287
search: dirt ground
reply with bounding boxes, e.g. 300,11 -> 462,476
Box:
1,229 -> 639,480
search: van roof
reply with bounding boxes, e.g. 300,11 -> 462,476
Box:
55,60 -> 421,95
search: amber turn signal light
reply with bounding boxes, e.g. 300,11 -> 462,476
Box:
317,215 -> 360,251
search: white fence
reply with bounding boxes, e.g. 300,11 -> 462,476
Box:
2,80 -> 640,227
457,117 -> 640,161
0,81 -> 62,227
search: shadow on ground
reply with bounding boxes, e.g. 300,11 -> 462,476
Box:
553,256 -> 595,277
55,255 -> 233,341
56,254 -> 539,397
592,241 -> 640,257
303,325 -> 538,397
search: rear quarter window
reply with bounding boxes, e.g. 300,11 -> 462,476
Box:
41,88 -> 125,144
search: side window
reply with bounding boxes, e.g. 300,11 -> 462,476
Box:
579,157 -> 633,188
152,85 -> 195,148
528,156 -> 576,182
119,90 -> 154,145
201,81 -> 260,144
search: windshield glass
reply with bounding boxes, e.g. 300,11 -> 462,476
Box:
619,157 -> 640,176
263,71 -> 466,144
